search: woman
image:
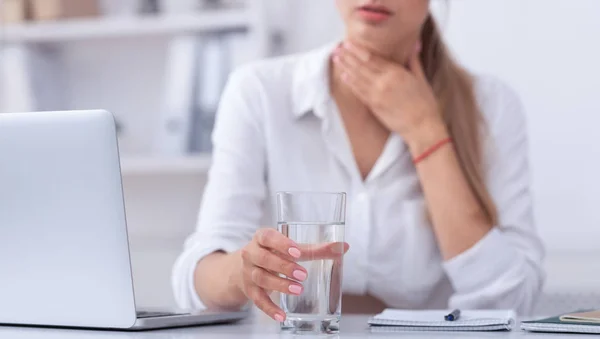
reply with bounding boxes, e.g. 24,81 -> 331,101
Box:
172,0 -> 544,321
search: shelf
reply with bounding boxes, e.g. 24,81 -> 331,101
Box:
0,9 -> 250,43
120,154 -> 212,176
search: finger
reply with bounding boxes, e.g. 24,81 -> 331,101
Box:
408,41 -> 426,81
343,41 -> 371,61
335,44 -> 381,74
243,246 -> 308,282
342,41 -> 387,71
249,266 -> 304,296
248,285 -> 285,322
255,228 -> 301,259
297,242 -> 350,261
340,70 -> 373,103
334,50 -> 379,86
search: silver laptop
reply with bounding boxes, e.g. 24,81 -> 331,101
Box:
0,110 -> 248,330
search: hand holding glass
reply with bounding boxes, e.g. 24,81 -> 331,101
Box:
277,192 -> 347,335
237,192 -> 347,334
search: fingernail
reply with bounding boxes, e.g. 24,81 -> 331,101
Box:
274,314 -> 285,322
288,247 -> 301,258
289,285 -> 303,295
333,55 -> 341,64
293,270 -> 307,281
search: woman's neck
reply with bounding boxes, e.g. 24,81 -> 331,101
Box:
330,57 -> 367,116
329,37 -> 417,114
346,36 -> 418,66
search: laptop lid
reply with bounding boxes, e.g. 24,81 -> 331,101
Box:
0,110 -> 137,329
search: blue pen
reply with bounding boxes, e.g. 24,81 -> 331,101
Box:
444,309 -> 461,321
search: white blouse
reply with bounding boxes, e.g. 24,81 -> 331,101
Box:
172,43 -> 545,315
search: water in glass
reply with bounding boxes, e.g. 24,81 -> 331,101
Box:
278,221 -> 345,334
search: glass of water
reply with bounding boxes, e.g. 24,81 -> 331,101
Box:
276,192 -> 346,335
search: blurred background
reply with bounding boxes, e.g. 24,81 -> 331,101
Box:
1,0 -> 599,315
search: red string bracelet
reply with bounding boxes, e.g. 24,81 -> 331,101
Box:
412,137 -> 452,164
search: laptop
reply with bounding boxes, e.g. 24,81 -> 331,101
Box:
0,110 -> 248,330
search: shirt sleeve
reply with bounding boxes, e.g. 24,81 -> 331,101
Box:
443,76 -> 545,316
171,66 -> 267,310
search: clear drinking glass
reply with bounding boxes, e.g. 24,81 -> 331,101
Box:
276,192 -> 346,335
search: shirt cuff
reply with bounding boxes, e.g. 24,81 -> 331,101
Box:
171,239 -> 242,310
443,228 -> 519,293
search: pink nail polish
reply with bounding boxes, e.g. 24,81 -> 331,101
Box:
289,285 -> 303,295
274,314 -> 285,322
293,270 -> 307,281
288,247 -> 301,258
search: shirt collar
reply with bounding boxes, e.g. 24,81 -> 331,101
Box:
291,42 -> 340,119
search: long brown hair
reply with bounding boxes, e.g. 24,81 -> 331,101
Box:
420,15 -> 498,225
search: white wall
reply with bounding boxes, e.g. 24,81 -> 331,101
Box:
123,174 -> 207,308
279,0 -> 344,54
63,38 -> 169,154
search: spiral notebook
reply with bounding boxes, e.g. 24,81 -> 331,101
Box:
368,309 -> 515,332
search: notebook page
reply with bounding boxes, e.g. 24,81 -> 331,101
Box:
371,324 -> 512,332
371,309 -> 514,327
521,323 -> 600,334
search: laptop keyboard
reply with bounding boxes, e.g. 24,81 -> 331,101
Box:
136,310 -> 190,319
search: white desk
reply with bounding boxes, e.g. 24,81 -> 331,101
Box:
0,315 -> 582,338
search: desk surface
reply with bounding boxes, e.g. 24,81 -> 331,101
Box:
0,315 -> 581,338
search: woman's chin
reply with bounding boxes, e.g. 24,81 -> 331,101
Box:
346,33 -> 394,54
346,24 -> 416,59
349,25 -> 394,44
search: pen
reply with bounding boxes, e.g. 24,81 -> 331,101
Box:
444,309 -> 461,321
